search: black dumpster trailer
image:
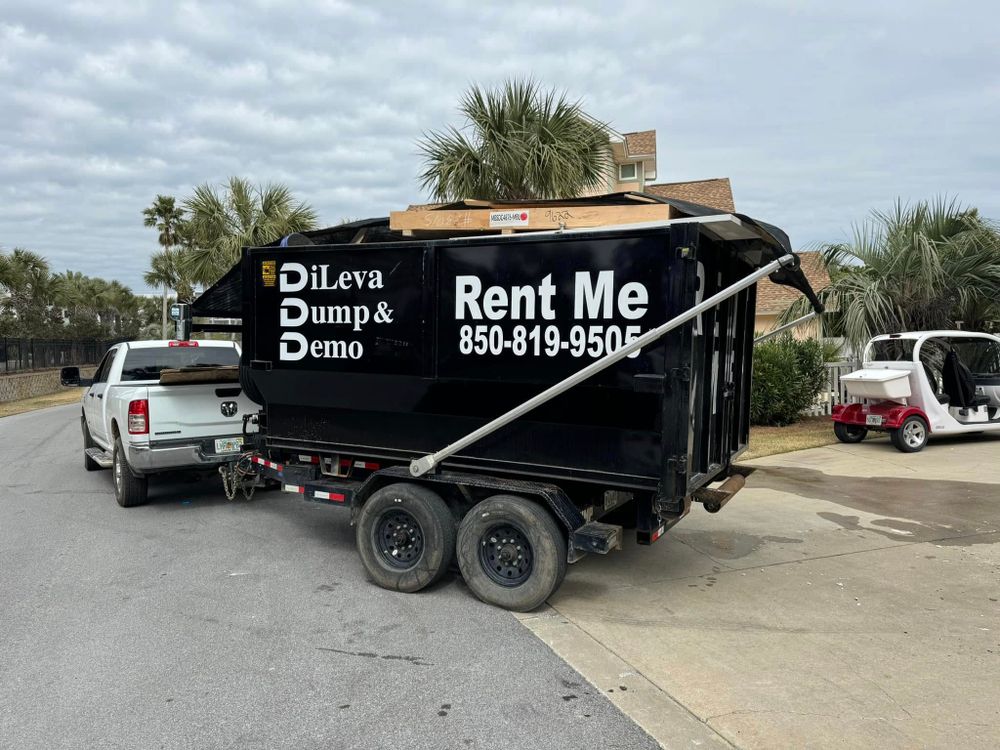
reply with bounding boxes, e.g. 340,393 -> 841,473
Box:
192,201 -> 822,610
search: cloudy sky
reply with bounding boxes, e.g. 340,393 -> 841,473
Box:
2,0 -> 998,292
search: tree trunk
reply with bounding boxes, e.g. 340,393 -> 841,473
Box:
161,289 -> 168,339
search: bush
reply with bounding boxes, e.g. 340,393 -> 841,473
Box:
751,335 -> 827,426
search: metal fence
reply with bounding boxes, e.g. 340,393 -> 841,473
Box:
803,360 -> 860,417
0,338 -> 113,373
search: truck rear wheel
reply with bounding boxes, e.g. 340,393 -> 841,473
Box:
356,483 -> 455,593
82,419 -> 101,471
457,495 -> 567,612
113,437 -> 148,507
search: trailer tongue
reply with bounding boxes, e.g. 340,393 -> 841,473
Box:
192,194 -> 822,610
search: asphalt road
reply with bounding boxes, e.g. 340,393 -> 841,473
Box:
0,404 -> 658,750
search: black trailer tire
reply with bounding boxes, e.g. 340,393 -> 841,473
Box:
355,483 -> 456,593
112,437 -> 148,507
457,495 -> 567,612
890,415 -> 928,453
833,422 -> 868,444
82,419 -> 101,471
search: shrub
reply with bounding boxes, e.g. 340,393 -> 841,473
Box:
751,335 -> 827,426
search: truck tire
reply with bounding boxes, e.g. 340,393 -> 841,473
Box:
834,422 -> 867,443
356,483 -> 455,593
890,415 -> 928,453
113,437 -> 149,507
457,495 -> 567,612
82,418 -> 101,471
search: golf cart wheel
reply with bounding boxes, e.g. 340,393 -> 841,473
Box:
82,418 -> 101,471
113,437 -> 148,507
833,422 -> 868,444
890,415 -> 928,453
457,495 -> 567,612
356,483 -> 455,593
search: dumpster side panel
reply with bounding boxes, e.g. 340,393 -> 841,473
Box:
244,227 -> 763,495
246,232 -> 681,488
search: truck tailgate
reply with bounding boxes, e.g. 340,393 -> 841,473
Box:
145,384 -> 257,441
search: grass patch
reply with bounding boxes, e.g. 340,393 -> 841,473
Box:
743,416 -> 839,460
0,388 -> 85,419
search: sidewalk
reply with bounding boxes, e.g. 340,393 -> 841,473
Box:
519,435 -> 1000,749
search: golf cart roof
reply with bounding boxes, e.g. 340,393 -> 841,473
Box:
871,331 -> 1000,342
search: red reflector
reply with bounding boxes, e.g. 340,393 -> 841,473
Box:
128,399 -> 149,434
168,340 -> 198,347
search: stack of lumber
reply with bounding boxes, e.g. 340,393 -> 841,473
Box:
389,192 -> 687,238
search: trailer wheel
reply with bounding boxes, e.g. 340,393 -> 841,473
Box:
833,422 -> 867,444
82,419 -> 101,471
890,415 -> 928,453
356,483 -> 455,593
457,495 -> 567,612
112,437 -> 148,507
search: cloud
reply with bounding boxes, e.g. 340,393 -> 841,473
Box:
1,0 -> 998,292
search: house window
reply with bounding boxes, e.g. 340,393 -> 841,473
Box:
618,162 -> 638,181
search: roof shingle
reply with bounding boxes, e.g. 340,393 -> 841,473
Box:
623,130 -> 656,156
644,178 -> 735,213
756,251 -> 830,313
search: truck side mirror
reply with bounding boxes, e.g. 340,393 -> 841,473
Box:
60,366 -> 85,386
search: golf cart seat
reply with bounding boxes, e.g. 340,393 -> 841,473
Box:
942,350 -> 990,408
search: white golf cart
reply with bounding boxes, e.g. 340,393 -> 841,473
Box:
832,331 -> 1000,452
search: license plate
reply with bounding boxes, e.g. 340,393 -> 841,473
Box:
865,414 -> 883,426
215,437 -> 244,454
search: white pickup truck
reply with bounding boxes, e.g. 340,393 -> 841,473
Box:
61,340 -> 259,507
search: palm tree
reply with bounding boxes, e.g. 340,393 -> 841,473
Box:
0,248 -> 56,336
783,198 -> 1000,352
143,195 -> 186,250
181,177 -> 318,286
418,79 -> 612,202
144,251 -> 182,338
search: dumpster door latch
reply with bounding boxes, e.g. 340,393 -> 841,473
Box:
666,454 -> 688,474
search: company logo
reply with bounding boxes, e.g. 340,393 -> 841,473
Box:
261,260 -> 277,287
489,210 -> 530,228
220,401 -> 238,417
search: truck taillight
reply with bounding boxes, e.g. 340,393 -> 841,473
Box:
128,399 -> 149,434
168,340 -> 198,347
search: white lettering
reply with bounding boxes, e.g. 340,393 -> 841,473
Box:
618,282 -> 648,320
280,298 -> 308,327
456,276 -> 483,320
482,287 -> 508,320
279,263 -> 308,292
279,332 -> 308,360
574,271 -> 614,319
509,285 -> 535,320
539,274 -> 556,320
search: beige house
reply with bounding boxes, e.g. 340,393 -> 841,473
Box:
603,129 -> 829,337
754,251 -> 830,338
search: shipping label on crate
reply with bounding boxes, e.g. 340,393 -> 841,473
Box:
438,236 -> 669,382
488,210 -> 530,228
253,248 -> 424,375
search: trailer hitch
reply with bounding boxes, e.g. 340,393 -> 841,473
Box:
410,254 -> 797,478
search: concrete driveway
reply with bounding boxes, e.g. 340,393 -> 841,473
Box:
521,434 -> 1000,749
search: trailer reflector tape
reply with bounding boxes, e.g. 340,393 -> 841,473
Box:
312,490 -> 345,503
253,456 -> 284,472
353,461 -> 380,470
651,525 -> 666,542
283,484 -> 305,494
297,454 -> 320,464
